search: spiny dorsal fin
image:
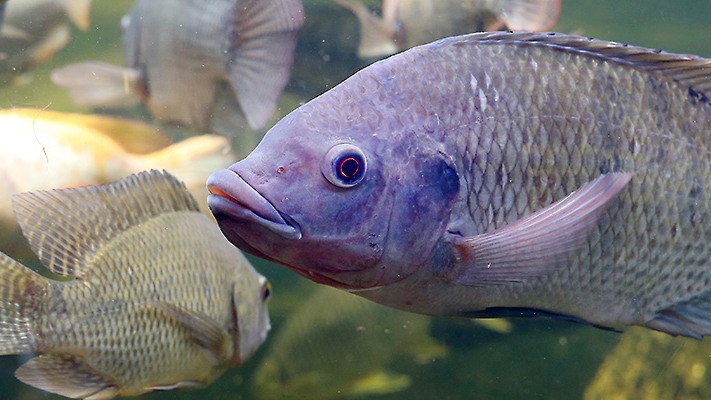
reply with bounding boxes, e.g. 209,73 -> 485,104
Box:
449,31 -> 711,97
11,170 -> 199,278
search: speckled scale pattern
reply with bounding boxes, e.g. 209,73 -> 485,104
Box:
0,171 -> 269,397
358,33 -> 711,326
35,212 -> 240,390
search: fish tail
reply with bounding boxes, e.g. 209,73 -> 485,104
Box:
495,0 -> 562,31
0,253 -> 50,355
334,0 -> 399,58
62,0 -> 93,30
131,135 -> 235,212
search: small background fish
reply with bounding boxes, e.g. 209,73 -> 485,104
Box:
51,0 -> 305,139
336,0 -> 561,58
0,171 -> 271,399
0,0 -> 92,85
0,108 -> 234,257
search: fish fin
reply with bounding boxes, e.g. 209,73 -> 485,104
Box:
51,61 -> 142,108
28,23 -> 71,63
62,0 -> 93,30
495,0 -> 561,31
147,301 -> 232,364
346,370 -> 412,397
209,81 -> 252,137
15,353 -> 119,399
645,293 -> 711,339
228,0 -> 304,130
1,24 -> 31,40
464,307 -> 623,332
455,32 -> 711,98
442,173 -> 632,286
135,135 -> 235,213
334,0 -> 399,58
149,381 -> 206,391
11,170 -> 200,278
0,252 -> 49,355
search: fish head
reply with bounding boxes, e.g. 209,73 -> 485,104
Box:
208,90 -> 460,290
231,257 -> 271,366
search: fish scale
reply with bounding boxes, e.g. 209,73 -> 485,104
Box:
208,32 -> 711,338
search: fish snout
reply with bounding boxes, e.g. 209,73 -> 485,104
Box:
207,169 -> 301,240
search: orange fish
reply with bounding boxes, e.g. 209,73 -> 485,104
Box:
0,108 -> 234,256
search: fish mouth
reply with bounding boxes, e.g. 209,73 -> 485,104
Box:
207,169 -> 301,240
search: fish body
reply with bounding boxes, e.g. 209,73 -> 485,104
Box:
51,0 -> 305,135
0,0 -> 92,85
0,108 -> 234,256
336,0 -> 560,58
208,32 -> 711,338
0,170 -> 271,399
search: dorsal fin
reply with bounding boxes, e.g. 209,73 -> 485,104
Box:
449,31 -> 711,96
11,170 -> 199,278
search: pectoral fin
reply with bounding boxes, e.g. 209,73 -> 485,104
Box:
148,301 -> 231,364
442,172 -> 632,286
15,354 -> 119,400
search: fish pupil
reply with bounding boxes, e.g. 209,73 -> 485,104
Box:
338,156 -> 360,179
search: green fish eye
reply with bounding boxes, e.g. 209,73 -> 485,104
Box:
321,143 -> 367,188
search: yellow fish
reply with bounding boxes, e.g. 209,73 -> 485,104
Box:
0,108 -> 234,256
0,170 -> 271,399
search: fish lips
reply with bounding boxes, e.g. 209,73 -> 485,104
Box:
207,169 -> 302,245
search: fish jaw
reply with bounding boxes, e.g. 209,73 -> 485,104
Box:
207,168 -> 301,241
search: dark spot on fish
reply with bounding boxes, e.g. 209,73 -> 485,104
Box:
612,154 -> 622,172
689,186 -> 702,198
690,210 -> 706,226
656,148 -> 665,162
628,138 -> 636,153
599,159 -> 610,174
23,280 -> 45,298
687,271 -> 695,281
688,87 -> 709,105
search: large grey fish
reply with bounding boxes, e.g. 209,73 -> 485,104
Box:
0,170 -> 271,399
51,0 -> 304,135
336,0 -> 561,58
207,31 -> 711,339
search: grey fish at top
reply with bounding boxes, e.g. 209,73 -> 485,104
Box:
52,0 -> 304,135
207,31 -> 711,339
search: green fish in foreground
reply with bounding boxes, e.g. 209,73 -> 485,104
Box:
208,31 -> 711,339
0,170 -> 271,399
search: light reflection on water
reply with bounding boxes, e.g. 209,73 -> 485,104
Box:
1,0 -> 711,399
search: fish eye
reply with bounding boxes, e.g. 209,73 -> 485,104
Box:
320,144 -> 367,188
261,280 -> 271,302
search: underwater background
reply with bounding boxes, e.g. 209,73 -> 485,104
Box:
2,0 -> 711,399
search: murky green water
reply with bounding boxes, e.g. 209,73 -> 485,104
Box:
2,1 -> 711,399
